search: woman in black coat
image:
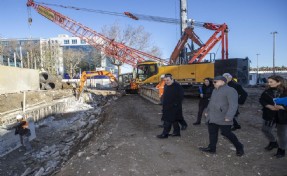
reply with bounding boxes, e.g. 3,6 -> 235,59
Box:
259,75 -> 287,158
193,78 -> 214,125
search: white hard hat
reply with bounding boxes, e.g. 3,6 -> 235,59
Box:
160,74 -> 165,79
16,114 -> 23,120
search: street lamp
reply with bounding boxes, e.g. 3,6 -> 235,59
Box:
271,31 -> 278,74
256,53 -> 260,84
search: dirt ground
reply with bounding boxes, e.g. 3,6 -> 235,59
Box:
0,88 -> 287,176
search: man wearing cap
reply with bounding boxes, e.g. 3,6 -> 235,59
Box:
223,73 -> 248,131
199,76 -> 244,156
157,73 -> 184,138
15,115 -> 32,152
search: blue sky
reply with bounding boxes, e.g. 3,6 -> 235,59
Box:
1,0 -> 286,70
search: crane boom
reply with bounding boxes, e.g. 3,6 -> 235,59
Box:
26,0 -> 168,68
170,23 -> 228,64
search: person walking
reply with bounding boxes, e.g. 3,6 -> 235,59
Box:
223,73 -> 248,131
157,73 -> 184,138
14,114 -> 32,152
193,78 -> 214,125
157,75 -> 188,130
259,75 -> 287,158
199,76 -> 244,156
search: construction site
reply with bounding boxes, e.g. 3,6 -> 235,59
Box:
1,0 -> 287,176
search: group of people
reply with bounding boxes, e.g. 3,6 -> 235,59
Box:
156,73 -> 287,158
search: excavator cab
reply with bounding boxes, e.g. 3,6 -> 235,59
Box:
136,61 -> 159,84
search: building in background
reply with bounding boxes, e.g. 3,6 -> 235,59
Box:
0,34 -> 118,77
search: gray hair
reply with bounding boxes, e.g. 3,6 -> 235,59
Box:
222,73 -> 232,79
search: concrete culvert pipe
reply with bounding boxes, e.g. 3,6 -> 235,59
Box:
39,72 -> 49,82
40,83 -> 46,90
44,82 -> 55,90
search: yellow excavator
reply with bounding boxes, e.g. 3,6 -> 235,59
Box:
135,58 -> 249,104
77,70 -> 118,98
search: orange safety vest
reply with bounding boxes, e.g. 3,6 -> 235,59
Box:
156,80 -> 165,97
130,80 -> 138,90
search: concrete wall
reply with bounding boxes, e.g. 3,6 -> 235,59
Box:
0,66 -> 40,94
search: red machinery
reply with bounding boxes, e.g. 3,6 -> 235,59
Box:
169,23 -> 228,64
124,12 -> 229,65
26,0 -> 168,68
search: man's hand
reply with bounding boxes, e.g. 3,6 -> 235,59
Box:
274,105 -> 285,110
266,105 -> 278,111
224,118 -> 231,122
200,94 -> 203,98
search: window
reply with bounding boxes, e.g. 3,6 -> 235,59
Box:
64,40 -> 69,44
72,39 -> 77,44
81,40 -> 86,44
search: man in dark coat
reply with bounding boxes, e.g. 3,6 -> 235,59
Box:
157,73 -> 184,138
223,73 -> 248,131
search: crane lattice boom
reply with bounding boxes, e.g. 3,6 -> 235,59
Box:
26,0 -> 168,68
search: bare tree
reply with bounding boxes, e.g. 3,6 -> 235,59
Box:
101,22 -> 162,74
22,40 -> 41,69
40,41 -> 61,74
63,48 -> 86,78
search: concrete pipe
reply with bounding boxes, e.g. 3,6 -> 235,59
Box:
44,82 -> 55,90
39,72 -> 49,83
40,83 -> 46,90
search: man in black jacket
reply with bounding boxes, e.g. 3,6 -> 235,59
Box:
223,73 -> 248,131
157,73 -> 184,138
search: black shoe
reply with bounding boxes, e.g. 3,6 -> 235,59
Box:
265,142 -> 278,151
199,147 -> 216,154
157,134 -> 168,139
274,148 -> 285,158
169,133 -> 181,137
181,125 -> 187,130
158,125 -> 164,128
231,125 -> 241,131
193,122 -> 201,125
236,145 -> 244,157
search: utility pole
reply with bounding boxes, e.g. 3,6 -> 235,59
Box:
180,0 -> 188,35
180,0 -> 188,64
271,31 -> 278,75
256,53 -> 260,84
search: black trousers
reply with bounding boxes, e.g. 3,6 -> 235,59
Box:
178,118 -> 187,127
162,121 -> 180,135
207,123 -> 243,151
233,110 -> 240,126
196,99 -> 209,123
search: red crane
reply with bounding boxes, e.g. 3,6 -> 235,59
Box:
170,23 -> 228,64
124,12 -> 229,64
26,0 -> 168,68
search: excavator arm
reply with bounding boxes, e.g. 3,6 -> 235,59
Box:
77,71 -> 118,97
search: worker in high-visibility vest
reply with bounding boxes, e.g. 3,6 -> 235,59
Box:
130,79 -> 138,90
156,74 -> 165,104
